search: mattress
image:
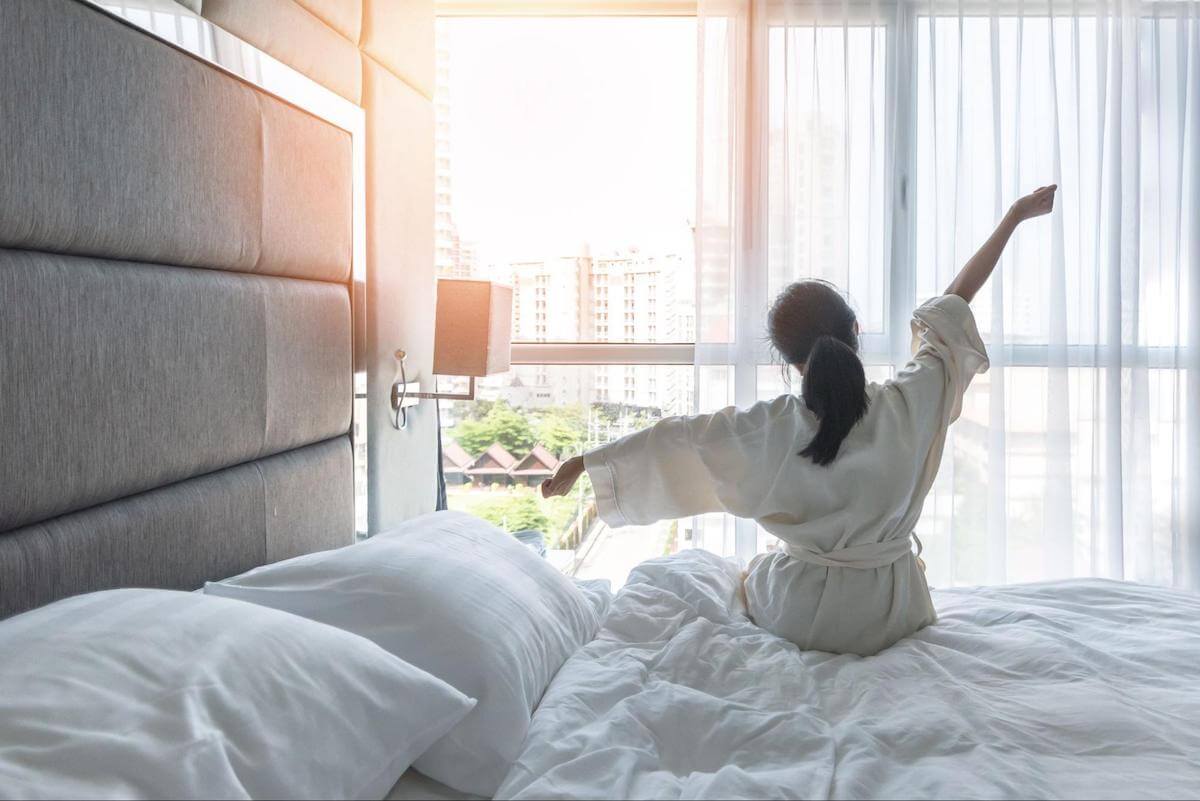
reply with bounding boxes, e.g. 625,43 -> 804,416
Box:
496,550 -> 1200,800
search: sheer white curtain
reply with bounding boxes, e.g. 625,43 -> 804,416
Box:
695,0 -> 1200,590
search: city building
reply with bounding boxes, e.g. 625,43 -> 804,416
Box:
435,27 -> 477,279
509,251 -> 594,342
496,246 -> 696,416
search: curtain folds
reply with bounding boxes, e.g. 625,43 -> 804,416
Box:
695,0 -> 1200,590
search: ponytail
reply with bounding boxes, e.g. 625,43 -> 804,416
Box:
767,280 -> 869,467
799,335 -> 869,466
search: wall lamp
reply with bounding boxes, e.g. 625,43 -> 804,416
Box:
390,279 -> 513,429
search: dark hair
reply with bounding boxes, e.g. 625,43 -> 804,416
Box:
767,280 -> 869,466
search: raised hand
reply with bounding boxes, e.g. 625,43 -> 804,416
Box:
1009,184 -> 1057,222
541,455 -> 585,498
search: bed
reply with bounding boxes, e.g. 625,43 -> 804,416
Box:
490,549 -> 1200,800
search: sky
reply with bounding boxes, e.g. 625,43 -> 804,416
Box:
439,17 -> 697,265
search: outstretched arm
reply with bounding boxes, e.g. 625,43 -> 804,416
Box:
542,404 -> 778,525
944,185 -> 1057,304
542,412 -> 729,523
542,414 -> 728,525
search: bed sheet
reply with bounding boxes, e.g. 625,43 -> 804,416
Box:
496,550 -> 1200,800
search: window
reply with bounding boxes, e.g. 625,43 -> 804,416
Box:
436,13 -> 699,587
436,15 -> 696,345
705,2 -> 1196,585
905,10 -> 1197,586
438,2 -> 1197,589
768,20 -> 887,330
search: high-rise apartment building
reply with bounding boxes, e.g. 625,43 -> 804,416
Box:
497,247 -> 695,416
507,248 -> 693,346
434,27 -> 477,279
590,250 -> 693,344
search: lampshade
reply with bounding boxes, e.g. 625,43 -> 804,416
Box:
432,279 -> 512,377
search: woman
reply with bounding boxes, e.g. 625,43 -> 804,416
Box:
543,185 -> 1058,656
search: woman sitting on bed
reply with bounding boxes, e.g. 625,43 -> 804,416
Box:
543,184 -> 1058,657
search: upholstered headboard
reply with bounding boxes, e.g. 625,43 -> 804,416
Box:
0,0 -> 364,617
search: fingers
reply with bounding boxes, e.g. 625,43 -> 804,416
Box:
1027,184 -> 1058,216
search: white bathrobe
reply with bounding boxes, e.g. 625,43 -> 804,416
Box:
583,294 -> 990,656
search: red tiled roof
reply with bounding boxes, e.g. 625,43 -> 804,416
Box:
509,443 -> 560,476
466,442 -> 517,475
442,439 -> 473,471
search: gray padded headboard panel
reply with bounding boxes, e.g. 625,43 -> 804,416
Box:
0,0 -> 352,281
0,250 -> 351,531
0,439 -> 352,620
0,0 -> 359,618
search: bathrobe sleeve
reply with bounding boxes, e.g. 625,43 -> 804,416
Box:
893,294 -> 990,426
884,294 -> 990,522
583,400 -> 785,528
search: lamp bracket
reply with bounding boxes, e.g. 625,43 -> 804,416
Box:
406,376 -> 476,402
389,350 -> 477,430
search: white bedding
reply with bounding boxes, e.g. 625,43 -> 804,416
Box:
387,769 -> 484,801
496,550 -> 1200,800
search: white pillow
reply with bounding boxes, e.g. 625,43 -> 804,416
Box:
206,510 -> 603,797
0,588 -> 475,801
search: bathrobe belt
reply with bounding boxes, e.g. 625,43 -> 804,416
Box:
782,533 -> 923,570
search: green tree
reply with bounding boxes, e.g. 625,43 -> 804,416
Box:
443,399 -> 495,435
450,401 -> 535,456
483,402 -> 536,455
533,405 -> 587,457
460,399 -> 494,422
473,493 -> 549,534
450,418 -> 494,456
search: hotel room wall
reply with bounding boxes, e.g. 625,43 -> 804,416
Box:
201,0 -> 440,529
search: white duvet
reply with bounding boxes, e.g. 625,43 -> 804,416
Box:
497,550 -> 1200,800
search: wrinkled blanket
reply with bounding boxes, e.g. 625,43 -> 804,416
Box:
498,550 -> 1200,800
